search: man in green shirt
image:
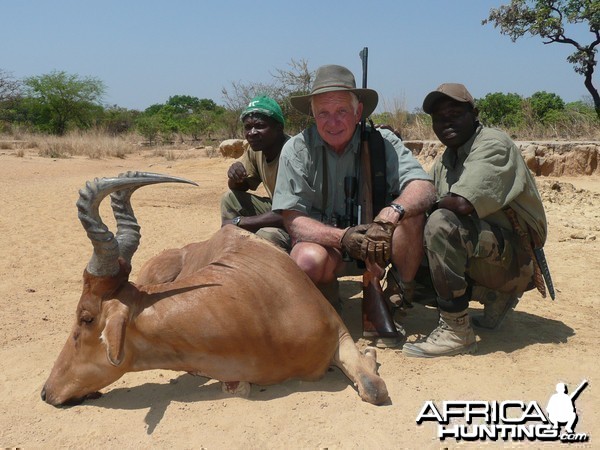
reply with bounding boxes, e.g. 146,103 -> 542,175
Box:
221,95 -> 290,250
272,65 -> 436,319
403,83 -> 548,358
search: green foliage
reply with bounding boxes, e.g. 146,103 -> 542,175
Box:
166,95 -> 222,114
135,115 -> 161,144
529,91 -> 565,122
181,111 -> 216,141
135,95 -> 226,143
100,105 -> 139,135
13,96 -> 55,133
477,92 -> 525,127
0,69 -> 22,106
23,70 -> 105,135
566,99 -> 597,117
0,69 -> 22,128
166,95 -> 203,113
483,0 -> 600,118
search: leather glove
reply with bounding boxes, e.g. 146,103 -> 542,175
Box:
361,219 -> 395,267
340,224 -> 370,261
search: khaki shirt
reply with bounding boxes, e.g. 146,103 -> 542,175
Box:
273,125 -> 431,221
237,136 -> 289,199
430,125 -> 547,244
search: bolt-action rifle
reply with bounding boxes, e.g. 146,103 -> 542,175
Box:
357,47 -> 400,344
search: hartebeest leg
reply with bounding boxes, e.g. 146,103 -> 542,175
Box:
333,331 -> 389,405
221,381 -> 251,398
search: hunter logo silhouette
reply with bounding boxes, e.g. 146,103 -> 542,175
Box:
546,379 -> 588,434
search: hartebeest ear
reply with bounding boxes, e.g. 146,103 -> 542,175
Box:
102,302 -> 129,366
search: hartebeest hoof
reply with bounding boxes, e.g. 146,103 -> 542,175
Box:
356,348 -> 389,405
221,381 -> 251,398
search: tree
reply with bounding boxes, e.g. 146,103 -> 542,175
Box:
23,70 -> 105,135
136,95 -> 226,143
529,90 -> 566,121
100,105 -> 139,135
483,0 -> 600,119
0,69 -> 21,103
477,92 -> 525,127
0,69 -> 22,127
136,114 -> 161,145
221,58 -> 314,135
272,58 -> 314,132
166,95 -> 202,113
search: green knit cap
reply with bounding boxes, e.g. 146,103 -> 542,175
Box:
240,95 -> 285,125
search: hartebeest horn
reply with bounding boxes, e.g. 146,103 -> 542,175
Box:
76,172 -> 198,277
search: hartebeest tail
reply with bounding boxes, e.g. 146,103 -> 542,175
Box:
41,172 -> 388,407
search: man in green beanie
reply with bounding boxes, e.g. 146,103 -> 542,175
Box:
220,95 -> 291,250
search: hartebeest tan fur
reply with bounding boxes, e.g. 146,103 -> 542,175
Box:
41,172 -> 388,406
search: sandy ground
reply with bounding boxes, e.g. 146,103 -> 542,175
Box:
0,148 -> 598,449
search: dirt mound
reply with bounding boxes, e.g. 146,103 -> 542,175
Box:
522,142 -> 599,176
537,179 -> 600,207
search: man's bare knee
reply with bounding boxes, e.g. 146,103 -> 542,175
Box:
292,243 -> 338,284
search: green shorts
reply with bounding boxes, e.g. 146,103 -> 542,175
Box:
424,208 -> 534,301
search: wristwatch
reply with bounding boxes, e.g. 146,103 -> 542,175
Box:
232,216 -> 242,226
389,203 -> 405,221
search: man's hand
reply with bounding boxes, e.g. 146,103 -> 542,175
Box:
361,219 -> 395,267
227,162 -> 248,185
340,224 -> 370,261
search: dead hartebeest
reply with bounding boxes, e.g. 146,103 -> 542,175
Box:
41,171 -> 388,406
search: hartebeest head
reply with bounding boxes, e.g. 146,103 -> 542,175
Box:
41,172 -> 196,406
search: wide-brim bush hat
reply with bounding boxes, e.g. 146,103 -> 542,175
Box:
290,64 -> 378,119
422,83 -> 475,114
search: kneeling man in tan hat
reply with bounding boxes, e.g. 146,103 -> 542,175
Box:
271,64 -> 436,339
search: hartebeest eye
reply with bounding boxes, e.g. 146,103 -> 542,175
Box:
79,311 -> 94,324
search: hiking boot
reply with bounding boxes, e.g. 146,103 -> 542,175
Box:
402,309 -> 477,358
471,291 -> 519,330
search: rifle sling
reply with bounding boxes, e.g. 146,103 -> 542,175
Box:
367,125 -> 387,216
321,146 -> 328,222
320,126 -> 388,222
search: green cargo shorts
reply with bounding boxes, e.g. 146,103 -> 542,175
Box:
220,190 -> 290,251
424,208 -> 534,302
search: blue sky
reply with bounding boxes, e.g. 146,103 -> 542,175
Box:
2,0 -> 594,113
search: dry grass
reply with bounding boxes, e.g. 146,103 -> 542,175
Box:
1,129 -> 227,161
0,132 -> 136,159
397,119 -> 600,142
2,114 -> 598,163
37,131 -> 138,158
0,130 -> 138,159
377,97 -> 600,142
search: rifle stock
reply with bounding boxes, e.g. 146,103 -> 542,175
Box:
358,47 -> 399,345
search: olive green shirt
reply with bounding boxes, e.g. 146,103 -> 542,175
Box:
430,125 -> 547,244
272,125 -> 431,221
